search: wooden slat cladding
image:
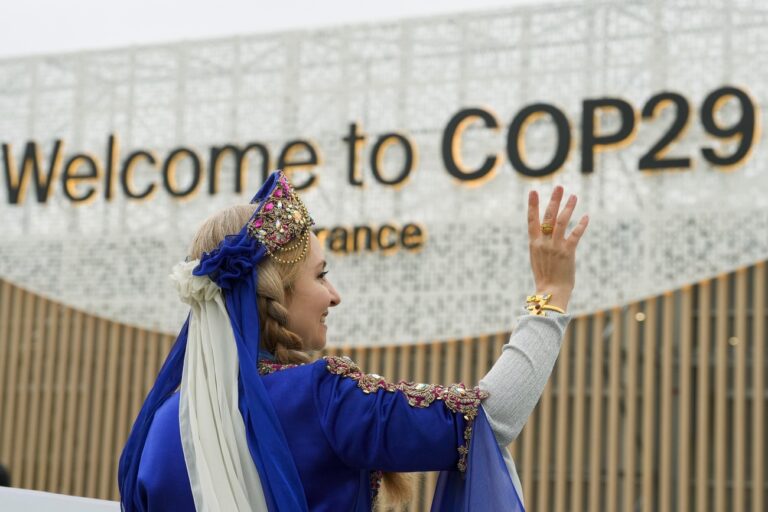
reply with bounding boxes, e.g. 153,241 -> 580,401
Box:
0,264 -> 766,510
695,280 -> 713,511
753,263 -> 766,512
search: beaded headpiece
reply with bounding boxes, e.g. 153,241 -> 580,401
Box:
246,171 -> 314,264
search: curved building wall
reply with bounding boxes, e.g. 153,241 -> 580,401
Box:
1,0 -> 768,345
1,262 -> 766,510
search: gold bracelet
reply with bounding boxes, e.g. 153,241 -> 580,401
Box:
525,294 -> 566,316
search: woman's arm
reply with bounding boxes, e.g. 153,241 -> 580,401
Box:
479,313 -> 570,446
480,186 -> 588,446
313,187 -> 588,472
312,357 -> 484,473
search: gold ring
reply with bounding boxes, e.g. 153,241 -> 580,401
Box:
541,223 -> 554,235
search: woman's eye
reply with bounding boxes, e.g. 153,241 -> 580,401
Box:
318,270 -> 329,280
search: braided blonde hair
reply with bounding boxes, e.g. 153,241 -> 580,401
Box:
189,203 -> 412,505
255,254 -> 311,365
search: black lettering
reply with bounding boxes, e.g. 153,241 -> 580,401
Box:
61,153 -> 101,203
278,140 -> 319,190
353,225 -> 374,251
163,148 -> 202,199
370,133 -> 414,186
701,86 -> 756,168
104,134 -> 118,201
507,103 -> 570,177
581,98 -> 635,173
343,123 -> 366,187
377,224 -> 398,252
441,108 -> 501,183
209,143 -> 270,195
400,223 -> 425,251
2,140 -> 64,205
121,150 -> 157,200
638,92 -> 691,170
329,227 -> 349,253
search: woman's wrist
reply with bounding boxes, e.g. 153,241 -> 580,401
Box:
533,287 -> 571,312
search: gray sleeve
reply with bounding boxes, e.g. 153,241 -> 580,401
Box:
478,313 -> 570,447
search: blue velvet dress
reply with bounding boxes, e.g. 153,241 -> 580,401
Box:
136,356 -> 524,511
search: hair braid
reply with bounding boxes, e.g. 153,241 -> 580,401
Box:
256,263 -> 309,365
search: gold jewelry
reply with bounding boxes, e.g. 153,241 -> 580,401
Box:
246,171 -> 314,264
525,294 -> 565,316
540,223 -> 554,235
269,231 -> 310,265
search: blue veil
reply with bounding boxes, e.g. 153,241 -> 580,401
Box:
431,408 -> 526,511
118,171 -> 308,511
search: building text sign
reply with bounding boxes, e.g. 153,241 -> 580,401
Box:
2,85 -> 757,206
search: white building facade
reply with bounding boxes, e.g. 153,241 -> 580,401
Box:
1,0 -> 767,344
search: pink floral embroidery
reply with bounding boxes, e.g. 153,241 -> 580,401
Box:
258,360 -> 298,375
324,356 -> 487,473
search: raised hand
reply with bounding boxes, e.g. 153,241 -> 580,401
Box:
527,186 -> 589,311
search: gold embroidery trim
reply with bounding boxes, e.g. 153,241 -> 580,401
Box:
324,355 -> 487,473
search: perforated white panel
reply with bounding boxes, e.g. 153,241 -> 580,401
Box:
1,0 -> 767,344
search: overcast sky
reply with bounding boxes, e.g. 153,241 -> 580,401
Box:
1,0 -> 570,58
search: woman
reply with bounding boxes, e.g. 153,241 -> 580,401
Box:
118,171 -> 588,511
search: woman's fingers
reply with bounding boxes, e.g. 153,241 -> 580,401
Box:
541,186 -> 564,236
527,190 -> 541,238
531,186 -> 585,247
554,194 -> 577,239
566,214 -> 590,248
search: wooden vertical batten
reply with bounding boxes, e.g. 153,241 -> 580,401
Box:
0,264 -> 766,510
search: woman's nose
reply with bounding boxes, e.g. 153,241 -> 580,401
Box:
328,283 -> 341,306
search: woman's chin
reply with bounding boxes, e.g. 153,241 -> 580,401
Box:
308,334 -> 327,352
